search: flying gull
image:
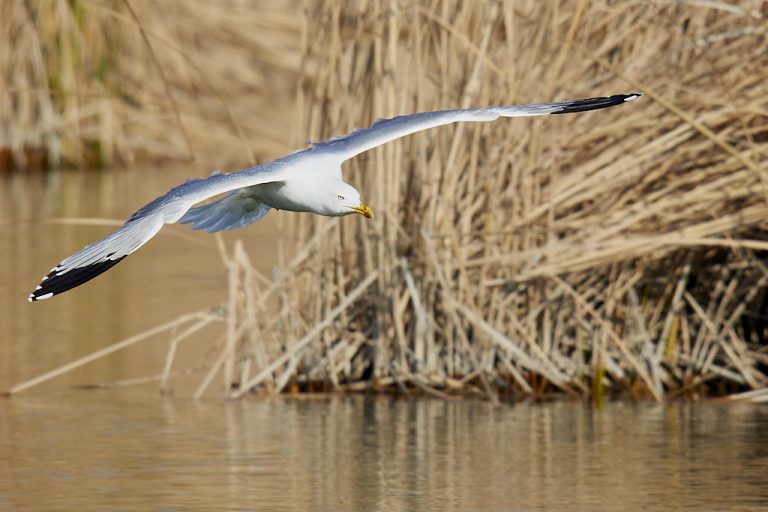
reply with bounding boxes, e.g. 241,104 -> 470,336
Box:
28,93 -> 641,302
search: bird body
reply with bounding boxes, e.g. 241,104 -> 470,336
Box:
29,93 -> 640,302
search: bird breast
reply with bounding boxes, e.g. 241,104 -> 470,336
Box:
253,180 -> 321,214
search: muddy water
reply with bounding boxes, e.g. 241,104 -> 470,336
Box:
1,171 -> 768,511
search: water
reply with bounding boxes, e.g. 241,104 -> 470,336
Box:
0,168 -> 281,392
2,171 -> 768,511
1,394 -> 767,511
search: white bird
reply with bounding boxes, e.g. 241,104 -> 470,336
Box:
28,93 -> 640,302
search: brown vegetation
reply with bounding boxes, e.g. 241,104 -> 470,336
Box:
1,0 -> 301,170
7,1 -> 768,402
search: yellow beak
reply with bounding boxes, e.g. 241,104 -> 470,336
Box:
351,204 -> 374,219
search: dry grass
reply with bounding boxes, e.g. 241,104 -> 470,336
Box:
1,0 -> 302,170
256,0 -> 768,402
7,0 -> 768,401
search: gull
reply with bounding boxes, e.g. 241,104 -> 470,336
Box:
28,93 -> 640,302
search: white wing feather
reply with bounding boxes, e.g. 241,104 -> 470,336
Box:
179,188 -> 272,233
29,163 -> 289,301
313,94 -> 640,162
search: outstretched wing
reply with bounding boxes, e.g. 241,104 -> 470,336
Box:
28,163 -> 289,302
29,214 -> 163,301
179,188 -> 272,233
29,94 -> 641,302
312,93 -> 641,162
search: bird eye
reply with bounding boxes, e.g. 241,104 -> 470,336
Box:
337,195 -> 345,200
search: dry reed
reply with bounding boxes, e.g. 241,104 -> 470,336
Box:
7,1 -> 768,401
1,0 -> 302,170
250,0 -> 768,401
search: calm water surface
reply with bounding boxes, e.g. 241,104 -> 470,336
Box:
1,171 -> 768,511
1,395 -> 767,511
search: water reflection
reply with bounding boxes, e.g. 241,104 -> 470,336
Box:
0,394 -> 766,511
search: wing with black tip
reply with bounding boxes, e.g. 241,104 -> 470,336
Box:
313,93 -> 641,162
28,163 -> 289,301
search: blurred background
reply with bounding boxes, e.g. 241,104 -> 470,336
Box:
2,1 -> 768,509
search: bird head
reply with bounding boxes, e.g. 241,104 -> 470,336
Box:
328,182 -> 373,218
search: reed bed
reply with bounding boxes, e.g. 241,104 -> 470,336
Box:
8,1 -> 768,401
1,0 -> 302,170
243,0 -> 768,402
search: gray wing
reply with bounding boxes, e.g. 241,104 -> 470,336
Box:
28,214 -> 164,301
179,187 -> 272,233
28,163 -> 288,301
312,93 -> 641,162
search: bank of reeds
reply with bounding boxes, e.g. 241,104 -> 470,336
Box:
1,0 -> 301,170
8,1 -> 768,402
250,1 -> 768,402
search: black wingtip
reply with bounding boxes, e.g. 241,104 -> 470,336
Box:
28,256 -> 127,303
551,93 -> 642,115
